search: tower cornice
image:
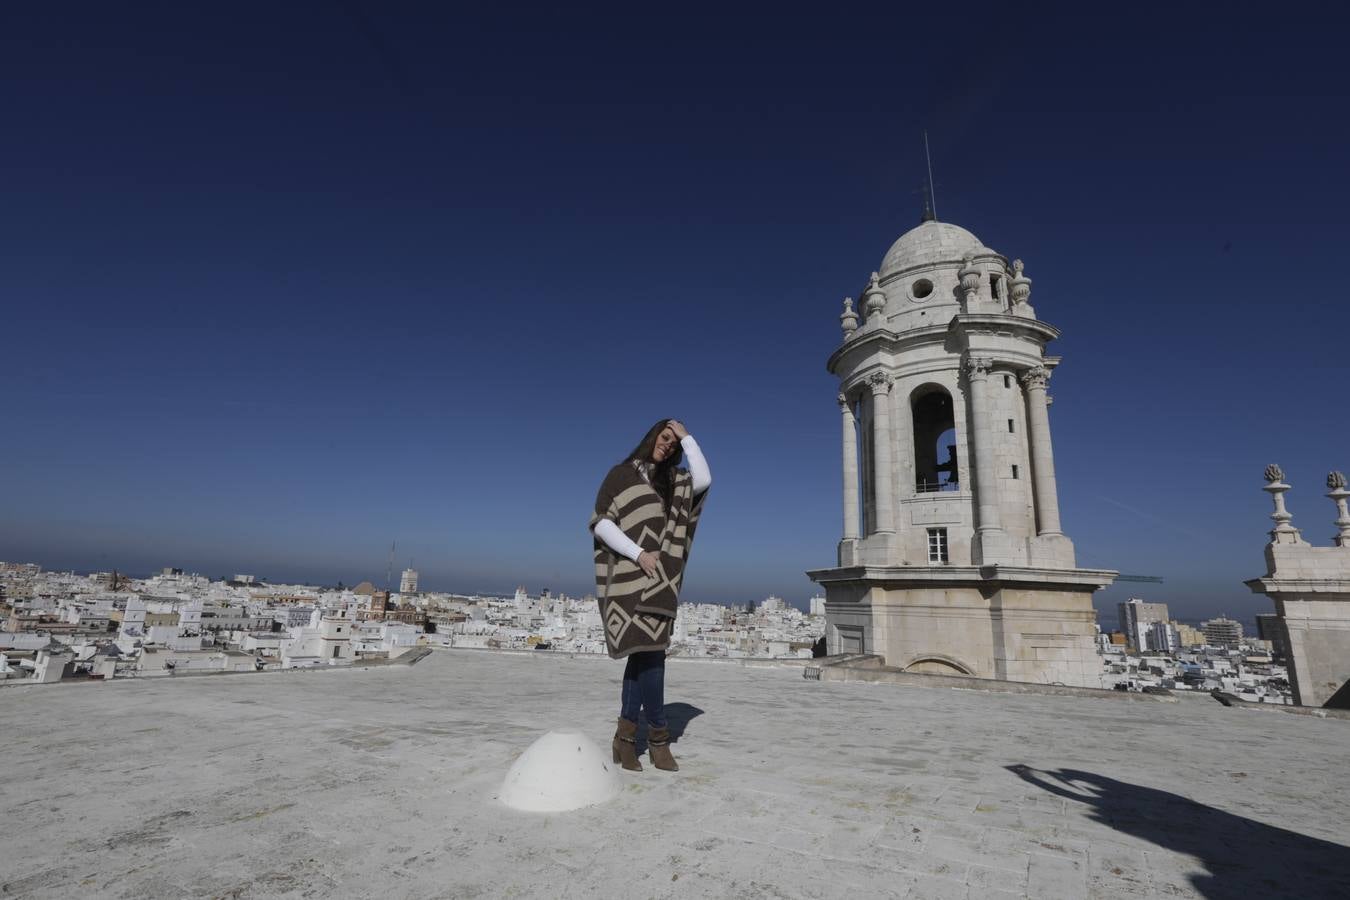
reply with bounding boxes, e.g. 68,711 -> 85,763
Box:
825,323 -> 950,375
947,313 -> 1061,344
806,564 -> 1117,590
828,315 -> 1062,376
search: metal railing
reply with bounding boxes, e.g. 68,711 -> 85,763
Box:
914,480 -> 960,493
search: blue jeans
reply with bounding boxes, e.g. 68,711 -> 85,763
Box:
620,650 -> 666,729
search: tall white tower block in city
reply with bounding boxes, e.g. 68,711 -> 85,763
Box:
807,212 -> 1116,687
400,568 -> 419,594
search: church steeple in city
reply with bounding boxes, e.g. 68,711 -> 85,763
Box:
808,210 -> 1117,687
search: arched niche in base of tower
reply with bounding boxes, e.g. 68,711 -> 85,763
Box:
910,384 -> 958,493
901,653 -> 975,676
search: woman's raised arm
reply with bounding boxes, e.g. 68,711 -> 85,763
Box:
681,434 -> 711,495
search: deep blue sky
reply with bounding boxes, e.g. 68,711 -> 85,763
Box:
3,3 -> 1347,619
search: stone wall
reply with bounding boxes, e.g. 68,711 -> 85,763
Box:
820,569 -> 1107,688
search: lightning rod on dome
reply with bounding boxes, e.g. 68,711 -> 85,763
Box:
923,130 -> 938,223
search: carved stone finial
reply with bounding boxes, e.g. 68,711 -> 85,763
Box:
958,255 -> 981,304
1262,464 -> 1304,545
1009,258 -> 1032,305
1328,471 -> 1350,546
840,297 -> 858,338
863,274 -> 887,322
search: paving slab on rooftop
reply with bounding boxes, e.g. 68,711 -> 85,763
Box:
3,650 -> 1349,899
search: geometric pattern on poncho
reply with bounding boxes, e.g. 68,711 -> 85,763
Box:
589,461 -> 707,659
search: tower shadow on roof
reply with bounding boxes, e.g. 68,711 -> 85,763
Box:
1006,764 -> 1350,899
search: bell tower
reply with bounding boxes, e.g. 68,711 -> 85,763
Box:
808,216 -> 1116,687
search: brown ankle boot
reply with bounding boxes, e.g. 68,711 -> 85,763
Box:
612,718 -> 642,771
648,726 -> 678,771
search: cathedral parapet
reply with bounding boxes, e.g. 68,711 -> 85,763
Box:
1246,465 -> 1350,708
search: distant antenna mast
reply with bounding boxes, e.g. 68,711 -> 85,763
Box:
924,130 -> 938,221
385,541 -> 396,592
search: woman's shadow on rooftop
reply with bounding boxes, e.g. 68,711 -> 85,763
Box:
662,702 -> 703,741
1006,764 -> 1350,899
636,703 -> 703,749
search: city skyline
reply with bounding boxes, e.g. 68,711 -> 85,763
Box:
0,553 -> 1282,629
4,5 -> 1348,620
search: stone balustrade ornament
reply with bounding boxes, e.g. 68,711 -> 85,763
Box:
1329,471 -> 1347,490
1010,259 -> 1032,305
1265,463 -> 1285,483
840,297 -> 858,338
863,272 -> 887,323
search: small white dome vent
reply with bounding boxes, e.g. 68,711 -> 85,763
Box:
498,730 -> 621,813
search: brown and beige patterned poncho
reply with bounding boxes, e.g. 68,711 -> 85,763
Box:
590,463 -> 707,659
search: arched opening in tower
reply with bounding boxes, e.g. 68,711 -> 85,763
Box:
912,388 -> 957,492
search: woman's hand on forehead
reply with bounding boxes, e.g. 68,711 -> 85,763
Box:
667,420 -> 688,439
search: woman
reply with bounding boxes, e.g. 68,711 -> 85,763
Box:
589,419 -> 711,772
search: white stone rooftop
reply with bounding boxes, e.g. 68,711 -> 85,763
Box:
3,650 -> 1349,898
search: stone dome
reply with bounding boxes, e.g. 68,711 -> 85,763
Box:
879,221 -> 992,278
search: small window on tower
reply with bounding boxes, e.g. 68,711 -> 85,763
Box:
990,274 -> 1003,301
1012,465 -> 1019,479
927,527 -> 949,564
1003,375 -> 1011,388
1007,419 -> 1015,433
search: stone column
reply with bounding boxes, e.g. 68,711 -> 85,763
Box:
890,378 -> 914,502
964,357 -> 1005,543
867,372 -> 895,534
839,392 -> 860,541
1020,366 -> 1063,536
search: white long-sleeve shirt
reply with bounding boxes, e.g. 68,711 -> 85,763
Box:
593,435 -> 710,562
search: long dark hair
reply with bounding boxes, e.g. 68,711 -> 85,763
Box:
624,419 -> 682,509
